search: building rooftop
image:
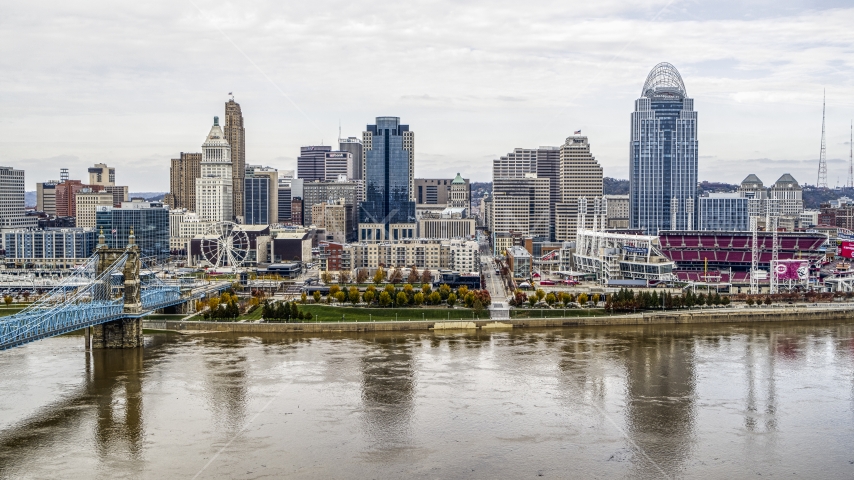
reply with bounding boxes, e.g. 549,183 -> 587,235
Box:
642,62 -> 687,99
740,174 -> 764,186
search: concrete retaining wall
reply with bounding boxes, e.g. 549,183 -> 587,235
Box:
143,306 -> 854,334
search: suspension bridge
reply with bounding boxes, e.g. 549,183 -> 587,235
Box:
0,230 -> 226,351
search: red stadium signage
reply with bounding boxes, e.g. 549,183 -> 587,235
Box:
773,260 -> 809,281
840,241 -> 854,259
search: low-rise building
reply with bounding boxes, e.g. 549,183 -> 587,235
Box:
75,190 -> 114,229
506,246 -> 531,279
2,228 -> 97,269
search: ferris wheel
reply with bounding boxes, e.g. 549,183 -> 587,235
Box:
200,222 -> 250,268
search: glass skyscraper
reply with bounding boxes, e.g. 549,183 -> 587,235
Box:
630,62 -> 698,235
95,201 -> 170,260
358,116 -> 415,228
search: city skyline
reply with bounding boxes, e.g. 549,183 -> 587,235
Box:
3,1 -> 854,191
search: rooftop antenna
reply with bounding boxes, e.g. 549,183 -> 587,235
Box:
848,120 -> 853,189
817,89 -> 828,188
338,120 -> 342,143
60,168 -> 69,182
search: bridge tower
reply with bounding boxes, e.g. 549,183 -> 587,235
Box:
91,228 -> 143,349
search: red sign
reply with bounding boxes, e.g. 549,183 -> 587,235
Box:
840,241 -> 854,259
773,260 -> 809,280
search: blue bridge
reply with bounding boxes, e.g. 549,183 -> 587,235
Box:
0,234 -> 223,351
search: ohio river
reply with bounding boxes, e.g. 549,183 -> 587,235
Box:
1,322 -> 854,479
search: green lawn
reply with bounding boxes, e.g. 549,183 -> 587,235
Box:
0,306 -> 27,317
284,305 -> 489,323
237,306 -> 264,322
510,308 -> 609,318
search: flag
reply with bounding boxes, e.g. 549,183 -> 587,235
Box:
111,229 -> 116,234
574,130 -> 582,135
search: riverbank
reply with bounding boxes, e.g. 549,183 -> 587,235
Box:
143,304 -> 854,333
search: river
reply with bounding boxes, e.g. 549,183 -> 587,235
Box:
1,321 -> 853,479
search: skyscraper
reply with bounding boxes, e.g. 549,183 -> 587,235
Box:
297,146 -> 332,182
168,152 -> 202,211
339,137 -> 363,181
630,62 -> 698,234
554,135 -> 603,242
359,116 -> 415,229
244,165 -> 278,225
195,117 -> 233,222
0,167 -> 37,228
224,99 -> 245,220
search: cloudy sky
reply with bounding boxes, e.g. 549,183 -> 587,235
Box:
3,0 -> 854,191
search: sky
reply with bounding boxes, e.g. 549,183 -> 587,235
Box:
2,0 -> 854,191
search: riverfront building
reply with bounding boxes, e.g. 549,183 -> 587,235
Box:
630,62 -> 698,234
359,116 -> 416,231
554,135 -> 604,243
2,228 -> 97,269
95,200 -> 170,259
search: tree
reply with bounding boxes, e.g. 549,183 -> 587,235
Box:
313,291 -> 321,303
464,292 -> 475,308
429,291 -> 442,305
384,284 -> 396,298
457,286 -> 470,299
373,267 -> 385,285
3,295 -> 11,306
349,286 -> 360,305
334,291 -> 346,304
535,289 -> 546,302
528,296 -> 537,307
329,285 -> 341,297
422,284 -> 432,295
389,267 -> 404,285
746,297 -> 755,306
472,298 -> 485,316
21,291 -> 30,302
413,292 -> 424,306
379,291 -> 392,307
301,292 -> 308,304
291,302 -> 299,319
439,284 -> 451,300
363,290 -> 375,305
560,292 -> 571,307
545,293 -> 556,306
321,271 -> 332,284
304,312 -> 313,321
421,269 -> 432,285
407,266 -> 420,284
721,296 -> 731,306
339,270 -> 351,284
356,268 -> 369,284
764,296 -> 772,306
577,293 -> 589,306
447,293 -> 457,307
592,293 -> 601,305
396,291 -> 408,307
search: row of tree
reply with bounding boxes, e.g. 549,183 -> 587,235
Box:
262,300 -> 312,322
321,266 -> 435,286
310,283 -> 491,311
604,288 -> 731,312
509,289 -> 600,308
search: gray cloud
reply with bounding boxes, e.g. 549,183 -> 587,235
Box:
1,1 -> 854,189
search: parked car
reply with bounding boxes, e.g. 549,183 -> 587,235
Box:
539,280 -> 555,286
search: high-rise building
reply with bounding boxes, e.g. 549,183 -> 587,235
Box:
414,177 -> 471,208
493,147 -> 560,239
359,116 -> 415,230
493,149 -> 538,179
169,152 -> 202,211
630,62 -> 698,234
195,117 -> 233,222
36,180 -> 59,215
554,135 -> 603,242
339,137 -> 363,181
491,175 -> 549,253
291,197 -> 303,225
604,195 -> 630,229
244,165 -> 278,225
224,99 -> 245,220
297,146 -> 332,182
303,178 -> 360,237
55,180 -> 104,218
536,147 -> 561,240
0,167 -> 38,228
324,151 -> 353,181
88,163 -> 128,206
75,190 -> 114,228
698,193 -> 749,231
96,200 -> 170,259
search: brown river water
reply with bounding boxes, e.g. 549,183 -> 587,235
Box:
1,321 -> 853,479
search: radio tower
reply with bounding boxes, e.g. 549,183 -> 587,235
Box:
848,120 -> 853,189
817,90 -> 828,188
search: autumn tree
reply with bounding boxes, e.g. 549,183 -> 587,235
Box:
421,269 -> 432,285
413,292 -> 424,306
407,266 -> 420,284
447,293 -> 457,307
577,293 -> 589,305
338,270 -> 351,284
356,268 -> 369,284
321,271 -> 332,284
545,293 -> 556,306
379,291 -> 392,307
363,290 -> 375,305
313,291 -> 322,303
389,267 -> 404,285
396,291 -> 408,307
373,267 -> 385,285
349,287 -> 360,305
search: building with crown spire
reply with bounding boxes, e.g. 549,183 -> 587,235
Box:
630,62 -> 698,235
196,116 -> 233,222
225,99 -> 245,221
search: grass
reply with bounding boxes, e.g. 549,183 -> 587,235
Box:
510,308 -> 609,319
0,306 -> 27,317
237,306 -> 264,322
145,314 -> 187,320
287,305 -> 488,323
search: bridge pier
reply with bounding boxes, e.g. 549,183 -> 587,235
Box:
84,326 -> 90,350
92,228 -> 143,349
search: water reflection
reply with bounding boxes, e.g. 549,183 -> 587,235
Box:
359,335 -> 416,452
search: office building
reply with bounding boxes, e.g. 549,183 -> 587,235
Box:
507,246 -> 532,279
224,99 -> 246,220
195,117 -> 233,222
417,207 -> 476,239
302,176 -> 362,228
604,195 -> 630,229
339,137 -> 363,181
86,163 -> 127,205
493,149 -> 538,179
491,175 -> 549,253
769,174 -> 804,217
168,152 -> 202,211
291,197 -> 303,225
554,135 -> 604,242
311,199 -> 353,243
36,180 -> 59,215
244,165 -> 278,225
698,193 -> 749,231
324,151 -> 353,181
96,200 -> 170,259
415,176 -> 471,207
630,62 -> 698,234
75,190 -> 114,228
359,116 -> 415,230
738,173 -> 804,222
493,147 -> 560,239
3,228 -> 97,269
0,167 -> 37,229
55,180 -> 104,218
297,146 -> 332,182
